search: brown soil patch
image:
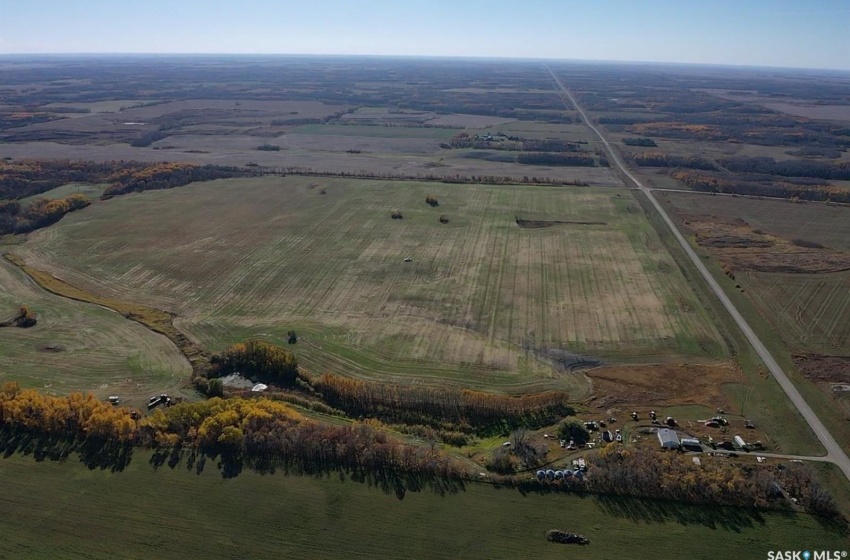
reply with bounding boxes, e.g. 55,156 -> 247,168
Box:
793,354 -> 850,383
685,215 -> 850,274
584,362 -> 738,408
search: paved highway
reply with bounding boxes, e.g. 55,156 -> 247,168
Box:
546,66 -> 850,482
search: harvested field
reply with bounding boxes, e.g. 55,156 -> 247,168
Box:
17,177 -> 724,393
686,218 -> 850,274
289,123 -> 457,139
584,362 -> 739,408
660,192 -> 850,355
659,191 -> 850,252
743,271 -> 850,354
0,254 -> 191,406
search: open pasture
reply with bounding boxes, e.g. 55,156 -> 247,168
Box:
1,451 -> 844,560
0,255 -> 191,405
19,177 -> 723,393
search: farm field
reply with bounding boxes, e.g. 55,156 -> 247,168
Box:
15,177 -> 725,394
289,123 -> 458,139
0,451 -> 845,560
0,254 -> 191,406
658,193 -> 850,253
659,192 -> 850,356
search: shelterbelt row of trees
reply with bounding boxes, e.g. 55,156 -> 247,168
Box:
0,383 -> 463,481
585,445 -> 838,518
671,170 -> 850,203
0,194 -> 90,235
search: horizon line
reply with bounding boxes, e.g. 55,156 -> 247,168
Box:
1,52 -> 848,74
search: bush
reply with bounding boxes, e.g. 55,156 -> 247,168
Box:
257,144 -> 281,151
391,210 -> 403,219
208,378 -> 224,397
439,215 -> 449,224
425,195 -> 439,207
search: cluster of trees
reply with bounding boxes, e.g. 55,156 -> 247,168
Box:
101,163 -> 251,198
630,151 -> 716,170
629,122 -> 726,141
208,340 -> 302,387
622,137 -> 657,147
720,156 -> 850,180
0,305 -> 37,328
586,445 -> 838,517
517,152 -> 605,167
425,195 -> 439,207
142,397 -> 464,480
312,373 -> 574,435
0,193 -> 90,235
257,144 -> 281,151
671,170 -> 850,203
0,383 -> 138,442
557,419 -> 590,445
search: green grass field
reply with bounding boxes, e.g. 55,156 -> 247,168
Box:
290,123 -> 457,139
16,177 -> 724,395
0,451 -> 845,560
0,255 -> 192,408
18,183 -> 107,206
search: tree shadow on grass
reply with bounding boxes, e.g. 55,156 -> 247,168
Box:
147,445 -> 465,500
0,427 -> 133,472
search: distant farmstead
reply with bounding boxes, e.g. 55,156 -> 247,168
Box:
657,428 -> 680,450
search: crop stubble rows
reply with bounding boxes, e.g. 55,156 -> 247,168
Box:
19,177 -> 722,392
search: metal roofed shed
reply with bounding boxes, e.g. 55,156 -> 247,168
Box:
657,428 -> 680,449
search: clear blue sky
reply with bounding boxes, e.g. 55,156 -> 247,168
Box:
1,0 -> 848,70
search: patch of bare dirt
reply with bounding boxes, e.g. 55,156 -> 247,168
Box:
584,362 -> 739,408
685,215 -> 850,274
793,354 -> 850,383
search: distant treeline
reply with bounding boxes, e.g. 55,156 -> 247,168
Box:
671,170 -> 850,203
720,156 -> 850,181
258,165 -> 590,186
450,132 -> 584,153
630,151 -> 716,170
0,160 -> 252,202
0,194 -> 90,235
628,120 -> 850,148
517,152 -> 606,167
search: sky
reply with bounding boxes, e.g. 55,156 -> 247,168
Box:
1,0 -> 849,70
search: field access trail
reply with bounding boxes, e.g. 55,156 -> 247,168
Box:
546,66 -> 850,482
